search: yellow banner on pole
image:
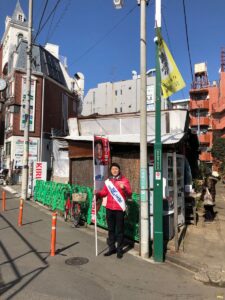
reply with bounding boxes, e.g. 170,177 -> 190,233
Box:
157,33 -> 186,98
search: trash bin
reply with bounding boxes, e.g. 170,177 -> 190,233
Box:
163,198 -> 175,240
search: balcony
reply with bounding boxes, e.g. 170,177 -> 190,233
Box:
198,133 -> 211,144
199,152 -> 212,162
190,117 -> 210,127
189,100 -> 209,110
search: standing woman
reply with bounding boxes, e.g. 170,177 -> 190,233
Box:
202,171 -> 220,222
96,163 -> 132,258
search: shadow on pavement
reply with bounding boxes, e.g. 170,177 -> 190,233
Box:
0,213 -> 49,298
22,219 -> 43,226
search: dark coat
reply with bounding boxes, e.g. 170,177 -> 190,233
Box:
203,176 -> 219,202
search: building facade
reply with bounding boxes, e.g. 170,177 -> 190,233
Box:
189,58 -> 225,164
0,1 -> 84,175
82,69 -> 168,116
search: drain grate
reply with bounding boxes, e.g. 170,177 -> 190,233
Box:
65,257 -> 89,266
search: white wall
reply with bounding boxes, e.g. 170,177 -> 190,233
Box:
82,75 -> 160,116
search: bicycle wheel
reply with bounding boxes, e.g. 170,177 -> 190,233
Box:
73,203 -> 81,227
64,209 -> 68,222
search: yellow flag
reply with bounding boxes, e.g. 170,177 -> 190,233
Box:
157,33 -> 186,98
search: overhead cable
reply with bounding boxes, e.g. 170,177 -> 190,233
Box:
73,4 -> 138,64
182,0 -> 194,81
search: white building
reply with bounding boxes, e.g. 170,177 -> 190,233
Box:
170,98 -> 190,110
82,69 -> 169,116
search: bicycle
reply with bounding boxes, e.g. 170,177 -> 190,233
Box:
64,192 -> 87,227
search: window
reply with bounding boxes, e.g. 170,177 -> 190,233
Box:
120,107 -> 122,112
18,14 -> 23,22
5,142 -> 11,156
115,108 -> 118,113
115,90 -> 117,96
120,90 -> 122,95
93,91 -> 95,105
17,33 -> 23,44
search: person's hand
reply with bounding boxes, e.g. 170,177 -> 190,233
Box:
119,183 -> 125,190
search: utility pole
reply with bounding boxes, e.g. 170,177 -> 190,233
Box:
21,0 -> 33,200
139,0 -> 149,258
113,0 -> 149,258
153,0 -> 163,262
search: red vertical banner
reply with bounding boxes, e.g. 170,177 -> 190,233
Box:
92,136 -> 110,256
92,136 -> 110,222
93,136 -> 110,191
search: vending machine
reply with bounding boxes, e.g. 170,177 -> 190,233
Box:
163,153 -> 185,226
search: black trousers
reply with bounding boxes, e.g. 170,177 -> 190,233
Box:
106,209 -> 125,253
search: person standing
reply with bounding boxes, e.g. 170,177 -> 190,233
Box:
96,163 -> 132,259
202,171 -> 220,222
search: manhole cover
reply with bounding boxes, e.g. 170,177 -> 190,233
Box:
65,257 -> 89,266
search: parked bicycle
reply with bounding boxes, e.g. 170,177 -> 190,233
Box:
64,192 -> 87,227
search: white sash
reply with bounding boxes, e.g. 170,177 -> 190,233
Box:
105,179 -> 126,211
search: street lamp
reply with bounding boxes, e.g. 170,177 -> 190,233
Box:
113,0 -> 149,258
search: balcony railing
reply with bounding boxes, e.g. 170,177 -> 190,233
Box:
190,117 -> 210,127
199,152 -> 212,161
189,100 -> 209,110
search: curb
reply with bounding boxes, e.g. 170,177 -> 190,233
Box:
165,253 -> 199,274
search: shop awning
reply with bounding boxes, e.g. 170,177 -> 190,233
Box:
64,131 -> 185,145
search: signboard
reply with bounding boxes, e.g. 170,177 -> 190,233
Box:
14,138 -> 38,168
147,84 -> 155,111
28,161 -> 47,196
20,77 -> 36,131
34,161 -> 47,181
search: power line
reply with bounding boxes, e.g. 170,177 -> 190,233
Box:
44,6 -> 57,44
34,0 -> 62,42
33,0 -> 49,42
73,4 -> 138,64
182,0 -> 194,82
45,0 -> 72,44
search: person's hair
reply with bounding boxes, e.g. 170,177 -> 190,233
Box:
110,162 -> 120,170
95,140 -> 103,148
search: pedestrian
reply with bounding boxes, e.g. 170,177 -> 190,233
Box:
202,171 -> 220,222
95,162 -> 132,259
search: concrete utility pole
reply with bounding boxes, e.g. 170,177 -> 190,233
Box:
139,0 -> 149,258
21,0 -> 33,200
113,0 -> 149,258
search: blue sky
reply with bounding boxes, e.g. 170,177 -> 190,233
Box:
0,0 -> 225,100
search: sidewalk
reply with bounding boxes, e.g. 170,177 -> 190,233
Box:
166,181 -> 225,286
2,182 -> 225,287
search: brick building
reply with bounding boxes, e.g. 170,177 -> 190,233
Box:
189,53 -> 225,166
0,1 -> 84,174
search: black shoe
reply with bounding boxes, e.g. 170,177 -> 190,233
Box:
117,252 -> 123,259
104,249 -> 117,256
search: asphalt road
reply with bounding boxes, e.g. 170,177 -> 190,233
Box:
0,188 -> 224,300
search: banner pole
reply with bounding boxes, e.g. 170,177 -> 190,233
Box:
93,135 -> 98,256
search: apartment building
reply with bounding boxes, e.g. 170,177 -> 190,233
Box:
189,55 -> 225,164
82,69 -> 169,116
